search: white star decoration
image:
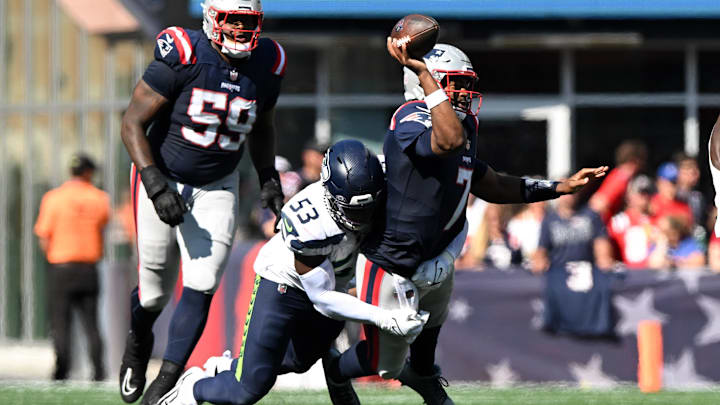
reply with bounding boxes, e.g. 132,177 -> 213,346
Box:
675,270 -> 705,294
486,358 -> 518,388
613,289 -> 669,336
663,349 -> 713,389
568,354 -> 617,388
530,298 -> 545,330
694,295 -> 720,346
448,298 -> 473,323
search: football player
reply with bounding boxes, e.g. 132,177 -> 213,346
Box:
322,40 -> 608,405
156,140 -> 428,405
709,113 -> 720,237
119,1 -> 286,404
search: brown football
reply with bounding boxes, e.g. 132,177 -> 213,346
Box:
390,14 -> 439,59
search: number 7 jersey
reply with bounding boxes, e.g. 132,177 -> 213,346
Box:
254,182 -> 360,292
142,27 -> 286,186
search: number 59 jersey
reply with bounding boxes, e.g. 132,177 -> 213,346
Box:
254,182 -> 360,292
142,27 -> 286,187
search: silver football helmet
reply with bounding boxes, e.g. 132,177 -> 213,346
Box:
403,43 -> 482,120
202,0 -> 263,59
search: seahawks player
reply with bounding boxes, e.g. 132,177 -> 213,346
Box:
156,140 -> 428,405
119,1 -> 286,404
323,41 -> 608,405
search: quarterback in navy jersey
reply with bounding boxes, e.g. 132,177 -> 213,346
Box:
119,1 -> 287,404
324,40 -> 608,405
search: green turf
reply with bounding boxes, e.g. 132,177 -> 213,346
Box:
0,383 -> 718,405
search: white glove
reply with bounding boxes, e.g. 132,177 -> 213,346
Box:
202,350 -> 233,377
412,251 -> 454,291
376,308 -> 430,343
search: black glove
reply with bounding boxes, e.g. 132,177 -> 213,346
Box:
258,167 -> 284,231
140,165 -> 188,227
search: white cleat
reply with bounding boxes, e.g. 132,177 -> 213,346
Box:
157,367 -> 206,405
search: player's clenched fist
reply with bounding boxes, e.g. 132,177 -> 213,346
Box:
140,165 -> 188,227
258,167 -> 285,230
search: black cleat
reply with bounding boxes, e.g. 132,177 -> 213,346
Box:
120,331 -> 154,403
322,348 -> 361,405
141,360 -> 183,405
398,362 -> 454,405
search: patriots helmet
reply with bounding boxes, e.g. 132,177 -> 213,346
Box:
202,0 -> 263,59
403,43 -> 482,120
321,140 -> 385,232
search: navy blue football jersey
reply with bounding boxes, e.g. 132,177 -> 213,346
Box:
362,101 -> 488,277
142,27 -> 285,186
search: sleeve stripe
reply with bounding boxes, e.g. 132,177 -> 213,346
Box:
389,100 -> 425,130
271,40 -> 287,76
168,27 -> 194,64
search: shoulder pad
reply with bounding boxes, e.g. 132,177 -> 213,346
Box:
390,100 -> 431,130
253,37 -> 287,77
154,27 -> 200,66
279,186 -> 344,256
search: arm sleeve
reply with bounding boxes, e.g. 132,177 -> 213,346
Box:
299,267 -> 385,325
142,60 -> 185,99
393,105 -> 435,158
538,218 -> 552,250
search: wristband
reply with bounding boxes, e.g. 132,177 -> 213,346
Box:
424,88 -> 449,110
521,178 -> 561,203
139,165 -> 168,200
258,166 -> 280,186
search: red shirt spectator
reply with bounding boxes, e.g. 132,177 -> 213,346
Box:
649,162 -> 693,226
607,175 -> 655,269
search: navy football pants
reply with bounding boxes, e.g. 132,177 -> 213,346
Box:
194,276 -> 344,405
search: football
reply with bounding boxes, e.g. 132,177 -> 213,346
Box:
390,14 -> 439,59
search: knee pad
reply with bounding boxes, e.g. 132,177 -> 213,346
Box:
182,267 -> 222,293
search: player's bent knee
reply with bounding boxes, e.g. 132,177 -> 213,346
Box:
182,270 -> 222,293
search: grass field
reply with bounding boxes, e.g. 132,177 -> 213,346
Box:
1,382 -> 719,405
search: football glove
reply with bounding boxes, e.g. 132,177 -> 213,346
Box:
412,251 -> 454,292
140,165 -> 188,227
202,350 -> 233,377
258,167 -> 284,231
376,308 -> 430,344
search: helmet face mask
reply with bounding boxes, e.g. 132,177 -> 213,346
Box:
433,69 -> 482,117
202,0 -> 263,59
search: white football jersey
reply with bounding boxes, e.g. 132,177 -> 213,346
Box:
254,182 -> 360,291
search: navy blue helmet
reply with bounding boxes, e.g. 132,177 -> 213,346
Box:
321,139 -> 385,231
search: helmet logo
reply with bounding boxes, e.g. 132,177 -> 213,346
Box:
426,48 -> 446,62
320,152 -> 330,182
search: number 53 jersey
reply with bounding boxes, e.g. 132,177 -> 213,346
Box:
254,182 -> 360,292
142,27 -> 286,187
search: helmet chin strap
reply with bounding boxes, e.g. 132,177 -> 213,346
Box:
455,110 -> 467,121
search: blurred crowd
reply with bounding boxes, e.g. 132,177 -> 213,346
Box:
247,139 -> 719,274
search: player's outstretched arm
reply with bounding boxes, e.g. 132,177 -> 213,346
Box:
710,113 -> 720,170
387,37 -> 464,156
295,255 -> 427,342
248,108 -> 284,228
471,165 -> 608,204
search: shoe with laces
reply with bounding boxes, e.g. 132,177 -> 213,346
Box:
322,348 -> 361,405
397,362 -> 454,405
119,331 -> 154,403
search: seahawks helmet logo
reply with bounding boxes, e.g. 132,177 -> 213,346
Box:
320,152 -> 330,182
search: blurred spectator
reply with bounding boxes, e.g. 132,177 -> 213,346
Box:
589,140 -> 647,223
458,203 -> 519,270
259,156 -> 303,238
115,188 -> 136,246
607,175 -> 656,269
674,152 -> 708,235
649,162 -> 693,226
708,231 -> 720,272
507,201 -> 547,268
532,193 -> 616,338
648,215 -> 705,269
34,154 -> 110,381
298,139 -> 329,190
532,193 -> 614,274
456,195 -> 488,269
